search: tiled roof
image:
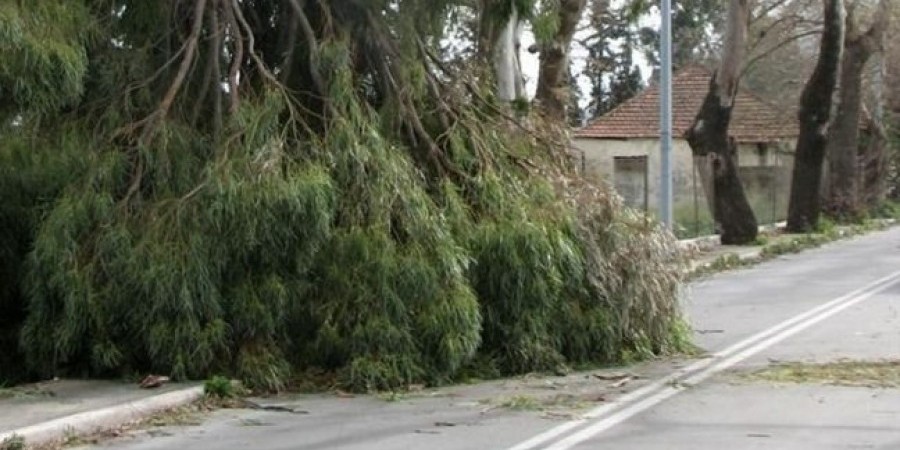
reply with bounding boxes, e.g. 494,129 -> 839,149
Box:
575,65 -> 799,143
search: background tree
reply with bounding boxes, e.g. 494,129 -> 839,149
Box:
568,71 -> 586,126
824,0 -> 889,219
742,0 -> 822,112
480,0 -> 531,102
582,0 -> 645,118
582,0 -> 724,119
685,0 -> 759,244
787,0 -> 846,231
636,0 -> 727,69
880,2 -> 900,201
535,0 -> 589,121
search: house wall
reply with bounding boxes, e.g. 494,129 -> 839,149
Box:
573,137 -> 796,237
574,137 -> 700,212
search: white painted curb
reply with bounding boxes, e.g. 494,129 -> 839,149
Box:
0,386 -> 204,447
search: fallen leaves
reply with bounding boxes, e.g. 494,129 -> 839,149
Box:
740,360 -> 900,388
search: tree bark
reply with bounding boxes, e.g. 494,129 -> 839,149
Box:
786,0 -> 845,232
824,1 -> 888,219
479,0 -> 527,102
886,3 -> 900,118
534,0 -> 588,121
685,0 -> 758,244
859,109 -> 889,209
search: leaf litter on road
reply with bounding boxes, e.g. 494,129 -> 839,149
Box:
739,360 -> 900,388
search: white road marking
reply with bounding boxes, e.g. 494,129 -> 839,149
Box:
508,269 -> 900,450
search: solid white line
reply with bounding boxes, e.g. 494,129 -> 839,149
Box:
540,270 -> 900,450
507,269 -> 900,450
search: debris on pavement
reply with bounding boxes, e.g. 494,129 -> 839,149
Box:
139,375 -> 170,389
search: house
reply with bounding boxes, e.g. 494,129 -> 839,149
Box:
573,65 -> 800,234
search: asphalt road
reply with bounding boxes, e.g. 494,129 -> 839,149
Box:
85,227 -> 900,450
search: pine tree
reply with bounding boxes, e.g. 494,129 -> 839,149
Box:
583,2 -> 646,118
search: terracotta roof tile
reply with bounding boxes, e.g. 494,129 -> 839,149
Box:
575,65 -> 799,143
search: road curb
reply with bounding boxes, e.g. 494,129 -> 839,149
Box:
677,221 -> 787,251
0,386 -> 204,447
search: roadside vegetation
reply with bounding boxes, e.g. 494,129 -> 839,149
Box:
689,212 -> 900,279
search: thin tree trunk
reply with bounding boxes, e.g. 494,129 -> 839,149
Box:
535,0 -> 588,121
786,0 -> 845,232
825,0 -> 888,219
685,0 -> 758,244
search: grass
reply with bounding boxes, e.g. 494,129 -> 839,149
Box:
672,185 -> 790,240
688,217 -> 895,279
497,395 -> 543,411
377,391 -> 408,402
0,435 -> 25,450
741,360 -> 900,388
481,392 -> 597,414
0,385 -> 54,400
203,376 -> 235,399
673,203 -> 715,240
688,253 -> 752,279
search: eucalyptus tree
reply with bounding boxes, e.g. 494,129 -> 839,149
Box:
0,0 -> 687,389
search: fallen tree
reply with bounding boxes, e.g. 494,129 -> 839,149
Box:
0,0 -> 688,390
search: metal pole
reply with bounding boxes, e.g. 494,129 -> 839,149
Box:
659,0 -> 674,228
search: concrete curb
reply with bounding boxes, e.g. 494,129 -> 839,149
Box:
0,386 -> 204,447
677,221 -> 787,251
686,219 -> 900,274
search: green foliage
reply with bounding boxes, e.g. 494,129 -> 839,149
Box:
584,4 -> 646,118
0,0 -> 688,393
674,202 -> 716,239
20,114 -> 336,389
204,376 -> 235,399
468,220 -> 572,373
531,4 -> 561,42
815,216 -> 837,235
487,0 -> 537,23
0,131 -> 91,384
870,200 -> 900,219
0,434 -> 24,450
0,1 -> 93,113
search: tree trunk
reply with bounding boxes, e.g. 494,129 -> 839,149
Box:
786,0 -> 845,232
685,0 -> 758,244
535,0 -> 588,121
825,0 -> 888,219
825,40 -> 865,219
859,111 -> 889,209
480,0 -> 527,102
886,3 -> 900,118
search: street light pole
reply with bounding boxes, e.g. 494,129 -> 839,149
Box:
659,0 -> 674,228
